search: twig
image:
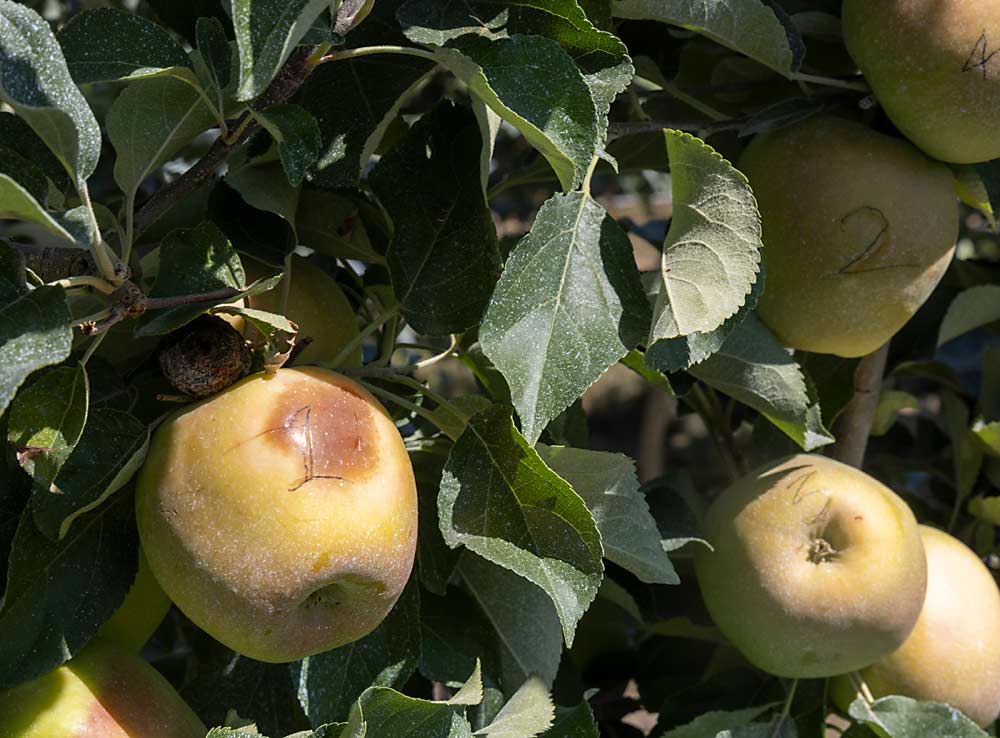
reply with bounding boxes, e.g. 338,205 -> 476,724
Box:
830,343 -> 890,468
608,119 -> 744,141
143,286 -> 242,310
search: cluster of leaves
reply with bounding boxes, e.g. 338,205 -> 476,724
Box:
0,0 -> 999,737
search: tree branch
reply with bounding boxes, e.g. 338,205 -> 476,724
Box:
829,343 -> 890,468
131,48 -> 318,240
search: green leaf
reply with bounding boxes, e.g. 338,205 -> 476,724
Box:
848,696 -> 989,738
57,8 -> 192,84
438,35 -> 601,190
0,175 -> 89,244
480,193 -> 649,445
7,365 -> 88,493
0,1 -> 101,182
969,495 -> 1000,525
0,146 -> 51,206
440,406 -> 603,645
226,160 -> 300,223
369,102 -> 502,335
0,285 -> 72,416
295,188 -> 385,263
232,0 -> 330,101
107,75 -> 216,204
476,677 -> 554,738
689,315 -> 832,451
33,409 -> 149,540
256,104 -> 322,186
0,112 -> 70,192
294,578 -> 421,725
648,130 -> 761,345
871,389 -> 919,437
196,17 -> 233,92
209,180 -> 296,266
613,0 -> 798,75
538,445 -> 678,585
419,587 -> 500,686
972,419 -> 1000,456
0,491 -> 137,688
970,160 -> 1000,231
942,392 -> 983,504
739,96 -> 825,137
457,554 -> 562,690
938,286 -> 1000,347
538,701 -> 599,738
660,705 -> 776,738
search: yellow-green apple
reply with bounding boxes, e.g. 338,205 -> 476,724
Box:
97,548 -> 172,651
832,526 -> 1000,727
245,255 -> 361,366
842,0 -> 1000,164
0,637 -> 205,738
695,454 -> 927,678
135,367 -> 417,663
739,116 -> 958,357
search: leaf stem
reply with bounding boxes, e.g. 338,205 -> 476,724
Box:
360,380 -> 441,427
789,72 -> 869,93
328,310 -> 394,368
413,334 -> 459,370
77,181 -> 121,284
770,679 -> 798,738
581,155 -> 601,196
80,331 -> 108,367
830,342 -> 889,468
50,275 -> 116,294
658,80 -> 730,122
320,45 -> 439,64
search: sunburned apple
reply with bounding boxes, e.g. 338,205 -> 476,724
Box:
135,367 -> 417,663
739,116 -> 958,357
695,454 -> 927,678
0,637 -> 204,738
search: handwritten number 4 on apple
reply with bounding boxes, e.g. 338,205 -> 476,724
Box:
963,32 -> 999,79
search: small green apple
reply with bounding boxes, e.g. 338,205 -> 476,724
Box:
843,0 -> 1000,164
246,255 -> 362,366
739,116 -> 958,357
0,637 -> 204,738
832,526 -> 1000,727
135,367 -> 418,663
695,454 -> 927,678
97,548 -> 172,652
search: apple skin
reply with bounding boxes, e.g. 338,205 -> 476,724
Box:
739,116 -> 958,357
97,548 -> 172,652
0,637 -> 205,738
842,0 -> 1000,164
832,526 -> 1000,727
246,255 -> 362,366
695,454 -> 927,678
135,367 -> 418,663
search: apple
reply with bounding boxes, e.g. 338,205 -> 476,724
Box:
738,116 -> 958,357
245,255 -> 362,366
695,454 -> 927,678
832,526 -> 1000,727
0,637 -> 205,738
97,548 -> 172,652
135,367 -> 418,663
842,0 -> 1000,164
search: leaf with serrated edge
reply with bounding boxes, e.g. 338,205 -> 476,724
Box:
232,0 -> 330,101
538,445 -> 678,585
660,705 -> 777,738
256,104 -> 322,186
649,130 -> 761,342
538,701 -> 599,738
439,406 -> 603,645
0,285 -> 72,416
475,677 -> 554,738
58,8 -> 192,84
849,696 -> 989,738
0,1 -> 101,182
480,192 -> 648,445
938,285 -> 1000,347
613,0 -> 796,75
7,364 -> 88,493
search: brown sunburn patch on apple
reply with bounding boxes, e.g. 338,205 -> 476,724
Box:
227,379 -> 379,490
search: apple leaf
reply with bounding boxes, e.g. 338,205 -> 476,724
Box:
477,676 -> 554,738
458,554 -> 562,691
688,315 -> 833,451
437,35 -> 601,190
612,0 -> 801,76
942,392 -> 984,505
226,160 -> 300,224
440,406 -> 604,646
32,409 -> 149,541
232,0 -> 329,101
0,284 -> 73,417
7,364 -> 89,494
295,188 -> 385,264
848,696 -> 989,738
0,146 -> 52,207
419,587 -> 501,686
0,112 -> 70,192
972,419 -> 1000,456
648,130 -> 761,346
369,102 -> 502,335
937,285 -> 1000,347
537,445 -> 678,585
107,75 -> 217,206
58,8 -> 192,84
480,192 -> 649,446
0,175 -> 90,244
0,1 -> 102,182
0,491 -> 138,688
256,104 -> 322,186
293,579 -> 421,725
538,701 -> 600,738
659,705 -> 777,738
209,181 -> 297,267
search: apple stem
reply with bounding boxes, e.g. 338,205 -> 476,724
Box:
829,343 -> 890,468
771,678 -> 798,738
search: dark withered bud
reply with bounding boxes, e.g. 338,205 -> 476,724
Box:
159,315 -> 251,397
